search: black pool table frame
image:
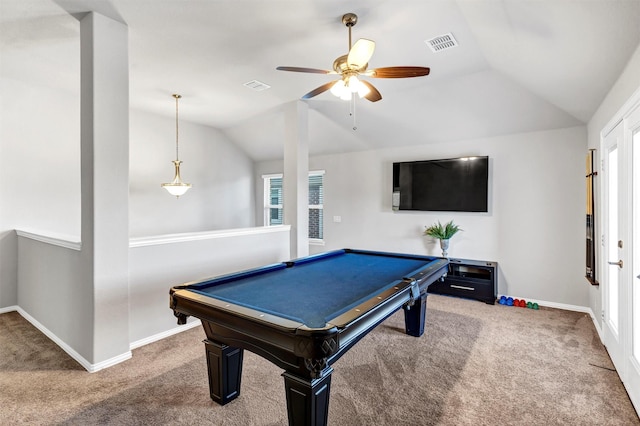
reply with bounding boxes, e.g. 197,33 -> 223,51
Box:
170,249 -> 448,426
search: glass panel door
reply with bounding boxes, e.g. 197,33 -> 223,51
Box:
607,146 -> 620,334
634,127 -> 640,367
626,113 -> 640,411
602,122 -> 625,373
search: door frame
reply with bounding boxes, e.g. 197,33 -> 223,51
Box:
600,86 -> 640,414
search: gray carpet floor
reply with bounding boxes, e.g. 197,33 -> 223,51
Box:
1,294 -> 638,425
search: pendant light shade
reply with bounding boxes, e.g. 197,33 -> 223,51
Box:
161,94 -> 192,197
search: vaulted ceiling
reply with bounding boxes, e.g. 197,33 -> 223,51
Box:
3,0 -> 640,161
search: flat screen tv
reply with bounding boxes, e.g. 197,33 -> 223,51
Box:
392,156 -> 489,212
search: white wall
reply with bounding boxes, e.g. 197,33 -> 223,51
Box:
1,60 -> 80,311
587,43 -> 640,327
0,80 -> 81,236
256,125 -> 588,307
129,109 -> 256,237
79,12 -> 131,366
129,226 -> 290,345
17,237 -> 92,361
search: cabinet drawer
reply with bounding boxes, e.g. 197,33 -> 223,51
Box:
428,277 -> 496,304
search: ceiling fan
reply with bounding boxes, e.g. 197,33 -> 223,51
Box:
276,13 -> 430,102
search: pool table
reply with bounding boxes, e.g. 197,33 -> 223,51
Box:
170,248 -> 448,426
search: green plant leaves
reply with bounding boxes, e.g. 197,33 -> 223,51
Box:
423,220 -> 461,240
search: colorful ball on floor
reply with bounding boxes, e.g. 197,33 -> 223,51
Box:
507,297 -> 514,306
499,296 -> 507,305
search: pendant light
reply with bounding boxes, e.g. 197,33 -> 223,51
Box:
161,94 -> 192,197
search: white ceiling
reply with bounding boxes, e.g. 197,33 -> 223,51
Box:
2,0 -> 640,161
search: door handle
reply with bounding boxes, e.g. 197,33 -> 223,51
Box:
608,260 -> 623,268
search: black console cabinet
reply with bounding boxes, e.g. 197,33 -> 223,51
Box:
428,258 -> 497,304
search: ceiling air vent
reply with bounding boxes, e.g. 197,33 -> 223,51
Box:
425,33 -> 458,53
243,80 -> 271,91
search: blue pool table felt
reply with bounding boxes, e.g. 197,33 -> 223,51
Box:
189,251 -> 434,327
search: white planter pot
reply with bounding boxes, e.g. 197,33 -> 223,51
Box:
439,239 -> 450,257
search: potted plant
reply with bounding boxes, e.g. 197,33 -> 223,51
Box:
423,220 -> 461,257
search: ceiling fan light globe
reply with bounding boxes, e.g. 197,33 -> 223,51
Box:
340,90 -> 352,101
330,80 -> 346,97
347,75 -> 361,93
357,82 -> 371,98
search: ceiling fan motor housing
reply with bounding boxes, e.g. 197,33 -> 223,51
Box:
333,55 -> 367,74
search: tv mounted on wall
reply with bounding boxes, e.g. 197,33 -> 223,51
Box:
392,156 -> 489,212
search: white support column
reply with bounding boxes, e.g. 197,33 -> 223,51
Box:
80,12 -> 130,364
283,101 -> 309,259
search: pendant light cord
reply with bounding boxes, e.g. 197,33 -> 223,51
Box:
173,94 -> 181,161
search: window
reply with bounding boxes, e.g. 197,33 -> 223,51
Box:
263,171 -> 324,241
263,174 -> 283,226
308,171 -> 324,241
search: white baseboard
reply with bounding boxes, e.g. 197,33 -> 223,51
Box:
130,319 -> 202,350
496,294 -> 604,342
586,309 -> 604,342
2,304 -> 200,371
14,307 -> 131,373
88,351 -> 133,373
0,305 -> 19,314
497,294 -> 587,313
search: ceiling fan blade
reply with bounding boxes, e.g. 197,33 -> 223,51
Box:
301,81 -> 339,99
347,39 -> 375,68
360,80 -> 382,102
367,66 -> 430,78
276,66 -> 333,74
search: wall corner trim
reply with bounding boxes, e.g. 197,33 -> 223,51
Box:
16,229 -> 81,251
129,225 -> 291,248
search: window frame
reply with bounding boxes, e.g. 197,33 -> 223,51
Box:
308,170 -> 325,245
262,173 -> 283,227
262,171 -> 325,244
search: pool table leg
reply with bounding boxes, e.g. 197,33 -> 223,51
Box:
403,292 -> 427,337
203,339 -> 244,405
282,368 -> 333,426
